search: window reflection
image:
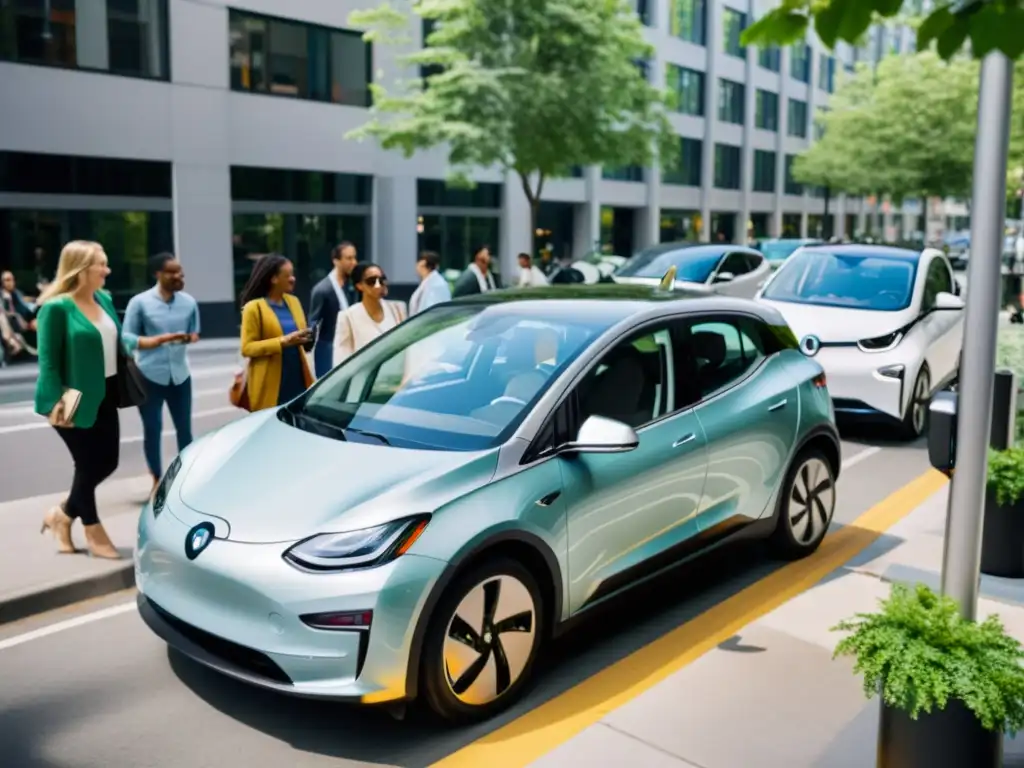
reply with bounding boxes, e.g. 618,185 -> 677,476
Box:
417,215 -> 500,276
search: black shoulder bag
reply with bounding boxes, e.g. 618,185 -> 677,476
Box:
116,334 -> 148,409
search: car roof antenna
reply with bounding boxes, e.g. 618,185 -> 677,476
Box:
657,265 -> 678,291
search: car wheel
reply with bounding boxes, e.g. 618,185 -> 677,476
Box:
769,449 -> 836,560
901,365 -> 931,439
420,557 -> 544,723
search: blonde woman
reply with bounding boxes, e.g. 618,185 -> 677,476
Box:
35,241 -> 184,558
333,262 -> 406,366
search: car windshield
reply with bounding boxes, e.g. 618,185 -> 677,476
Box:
615,247 -> 722,282
290,303 -> 609,451
762,250 -> 918,311
761,241 -> 811,262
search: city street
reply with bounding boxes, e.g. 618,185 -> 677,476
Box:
0,424 -> 934,768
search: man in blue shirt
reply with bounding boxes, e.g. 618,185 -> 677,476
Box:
123,253 -> 199,488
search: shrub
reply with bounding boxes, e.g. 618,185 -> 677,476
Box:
988,446 -> 1024,506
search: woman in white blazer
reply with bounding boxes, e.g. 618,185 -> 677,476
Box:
333,263 -> 406,366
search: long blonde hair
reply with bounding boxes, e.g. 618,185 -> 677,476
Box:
36,240 -> 105,305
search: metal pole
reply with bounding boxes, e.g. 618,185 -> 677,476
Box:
941,52 -> 1015,621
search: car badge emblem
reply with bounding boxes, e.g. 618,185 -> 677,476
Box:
800,334 -> 821,357
185,522 -> 215,560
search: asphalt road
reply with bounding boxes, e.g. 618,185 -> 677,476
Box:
0,431 -> 932,768
0,353 -> 243,502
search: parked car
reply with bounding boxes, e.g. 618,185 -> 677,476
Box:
756,238 -> 824,269
756,244 -> 964,438
613,243 -> 771,298
136,284 -> 841,723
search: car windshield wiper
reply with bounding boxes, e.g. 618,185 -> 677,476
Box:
295,411 -> 347,441
344,427 -> 392,446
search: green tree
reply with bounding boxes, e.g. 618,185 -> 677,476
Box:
346,0 -> 677,252
794,53 -> 979,211
742,0 -> 1024,62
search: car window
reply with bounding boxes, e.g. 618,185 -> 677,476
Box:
686,318 -> 766,398
721,252 -> 751,276
746,252 -> 765,272
575,326 -> 676,430
922,258 -> 953,309
615,248 -> 726,282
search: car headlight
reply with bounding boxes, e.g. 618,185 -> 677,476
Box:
283,515 -> 431,572
151,455 -> 183,518
857,331 -> 904,353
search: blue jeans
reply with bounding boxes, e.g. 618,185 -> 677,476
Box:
313,340 -> 333,379
138,376 -> 193,480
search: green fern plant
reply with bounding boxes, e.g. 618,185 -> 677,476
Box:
988,446 -> 1024,507
832,583 -> 1024,734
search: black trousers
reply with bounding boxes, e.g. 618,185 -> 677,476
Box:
53,376 -> 120,526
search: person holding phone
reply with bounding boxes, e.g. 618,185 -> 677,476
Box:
123,253 -> 200,490
238,254 -> 315,411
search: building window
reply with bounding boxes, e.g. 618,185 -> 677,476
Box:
670,0 -> 706,46
636,0 -> 651,25
420,19 -> 444,85
417,180 -> 502,208
666,64 -> 704,116
790,42 -> 811,83
230,167 -> 372,204
660,209 -> 702,242
714,144 -> 741,190
0,151 -> 172,197
818,53 -> 835,92
229,10 -> 371,107
662,138 -> 702,187
758,45 -> 781,72
784,155 -> 803,195
0,0 -> 170,80
418,215 -> 500,274
635,58 -> 650,81
787,99 -> 808,138
753,150 -> 776,193
755,89 -> 778,131
722,8 -> 746,58
603,166 -> 645,182
717,79 -> 745,125
0,209 -> 173,310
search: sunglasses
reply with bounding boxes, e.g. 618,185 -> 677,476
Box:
365,275 -> 388,287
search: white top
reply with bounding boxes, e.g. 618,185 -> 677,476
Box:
518,265 -> 549,287
329,269 -> 350,311
92,310 -> 118,378
334,301 -> 405,366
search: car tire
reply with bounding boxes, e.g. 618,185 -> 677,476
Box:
901,365 -> 931,439
769,448 -> 837,560
420,557 -> 545,724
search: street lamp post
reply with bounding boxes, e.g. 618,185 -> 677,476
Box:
940,50 -> 1015,621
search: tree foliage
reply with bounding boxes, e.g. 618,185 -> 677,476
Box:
743,0 -> 1024,62
346,0 -> 677,243
793,52 -> 979,201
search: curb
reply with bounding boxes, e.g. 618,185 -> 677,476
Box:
0,564 -> 135,626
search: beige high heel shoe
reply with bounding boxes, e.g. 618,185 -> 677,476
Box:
40,504 -> 77,554
83,522 -> 122,560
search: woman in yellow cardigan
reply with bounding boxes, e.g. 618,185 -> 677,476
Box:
239,254 -> 314,411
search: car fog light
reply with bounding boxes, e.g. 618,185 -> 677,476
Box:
878,364 -> 905,379
300,610 -> 373,630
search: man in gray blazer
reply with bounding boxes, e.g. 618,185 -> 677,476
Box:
308,242 -> 358,378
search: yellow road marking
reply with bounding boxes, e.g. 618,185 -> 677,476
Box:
431,469 -> 949,767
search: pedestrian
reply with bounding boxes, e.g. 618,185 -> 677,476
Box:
452,245 -> 498,297
308,241 -> 358,378
238,254 -> 315,411
34,241 -> 172,559
516,252 -> 549,287
409,251 -> 451,315
122,253 -> 199,490
334,262 -> 406,365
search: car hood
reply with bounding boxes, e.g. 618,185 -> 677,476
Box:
758,299 -> 914,343
613,275 -> 713,292
175,410 -> 499,543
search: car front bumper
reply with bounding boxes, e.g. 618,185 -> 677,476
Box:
135,500 -> 447,703
812,347 -> 911,423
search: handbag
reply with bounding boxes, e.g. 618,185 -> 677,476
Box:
230,301 -> 263,411
116,346 -> 147,408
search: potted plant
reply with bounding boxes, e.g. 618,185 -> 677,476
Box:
982,446 -> 1024,577
832,582 -> 1024,767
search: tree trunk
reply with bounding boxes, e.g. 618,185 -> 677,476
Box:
823,185 -> 832,239
518,172 -> 545,260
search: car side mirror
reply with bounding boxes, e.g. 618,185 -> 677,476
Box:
712,271 -> 735,284
934,291 -> 965,310
561,415 -> 639,455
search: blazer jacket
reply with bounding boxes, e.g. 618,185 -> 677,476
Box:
240,295 -> 315,412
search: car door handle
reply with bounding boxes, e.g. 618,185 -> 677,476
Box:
673,433 -> 697,448
536,490 -> 561,507
768,399 -> 788,412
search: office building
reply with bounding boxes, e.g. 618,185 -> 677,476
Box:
0,0 -> 965,336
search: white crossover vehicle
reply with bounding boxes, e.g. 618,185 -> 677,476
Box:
757,245 -> 964,438
614,243 -> 771,299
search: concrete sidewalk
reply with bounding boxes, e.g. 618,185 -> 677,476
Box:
529,485 -> 1024,767
0,475 -> 148,625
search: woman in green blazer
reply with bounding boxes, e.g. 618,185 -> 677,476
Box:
35,241 -> 184,558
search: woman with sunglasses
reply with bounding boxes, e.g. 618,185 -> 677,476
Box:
333,262 -> 406,365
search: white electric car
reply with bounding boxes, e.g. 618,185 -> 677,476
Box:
756,244 -> 964,438
614,243 -> 771,299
